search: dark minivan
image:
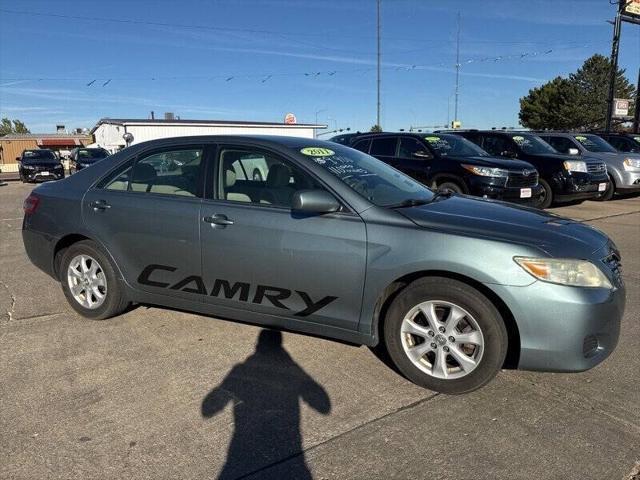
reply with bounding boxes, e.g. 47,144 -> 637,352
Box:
449,130 -> 609,208
594,132 -> 640,154
18,149 -> 65,183
69,147 -> 111,174
343,132 -> 543,206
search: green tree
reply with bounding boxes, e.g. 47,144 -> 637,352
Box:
0,118 -> 31,136
519,77 -> 579,130
370,124 -> 382,132
519,54 -> 635,131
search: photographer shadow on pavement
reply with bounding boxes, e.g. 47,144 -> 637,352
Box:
201,329 -> 331,480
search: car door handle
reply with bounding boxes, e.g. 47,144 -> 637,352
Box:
203,214 -> 234,227
90,200 -> 111,211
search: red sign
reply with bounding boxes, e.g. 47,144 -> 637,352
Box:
284,113 -> 297,124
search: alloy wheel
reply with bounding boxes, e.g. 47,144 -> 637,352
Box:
67,254 -> 107,309
400,300 -> 484,380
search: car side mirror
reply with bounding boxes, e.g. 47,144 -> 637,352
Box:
292,190 -> 340,214
568,148 -> 580,155
412,150 -> 433,159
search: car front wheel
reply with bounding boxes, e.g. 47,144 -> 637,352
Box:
59,240 -> 128,320
534,178 -> 553,209
383,277 -> 508,394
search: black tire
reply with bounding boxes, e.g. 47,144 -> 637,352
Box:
595,175 -> 615,201
382,277 -> 508,394
535,178 -> 553,209
437,180 -> 464,194
59,240 -> 128,320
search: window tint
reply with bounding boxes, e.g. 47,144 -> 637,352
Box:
105,148 -> 203,197
398,137 -> 426,158
352,139 -> 370,153
217,149 -> 321,207
370,137 -> 397,156
544,136 -> 575,154
482,136 -> 512,156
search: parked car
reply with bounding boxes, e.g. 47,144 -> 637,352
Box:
69,147 -> 111,174
328,132 -> 361,146
593,132 -> 640,154
537,132 -> 640,201
340,132 -> 543,206
17,149 -> 65,183
22,136 -> 625,394
448,130 -> 609,208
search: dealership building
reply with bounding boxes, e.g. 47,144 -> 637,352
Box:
91,118 -> 326,152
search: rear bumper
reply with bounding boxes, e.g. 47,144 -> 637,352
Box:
22,225 -> 57,279
487,280 -> 625,372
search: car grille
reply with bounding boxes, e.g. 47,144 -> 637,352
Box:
506,169 -> 538,188
587,162 -> 606,174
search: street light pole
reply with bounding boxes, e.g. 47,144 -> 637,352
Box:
605,0 -> 624,133
376,0 -> 381,129
633,67 -> 640,134
454,12 -> 461,126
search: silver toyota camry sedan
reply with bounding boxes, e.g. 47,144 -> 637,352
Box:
22,136 -> 625,394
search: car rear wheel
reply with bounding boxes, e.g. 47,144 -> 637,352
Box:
59,240 -> 128,320
383,277 -> 508,394
534,178 -> 553,209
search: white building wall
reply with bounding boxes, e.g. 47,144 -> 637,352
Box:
93,123 -> 317,152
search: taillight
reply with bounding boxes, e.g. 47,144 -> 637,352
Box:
23,194 -> 40,215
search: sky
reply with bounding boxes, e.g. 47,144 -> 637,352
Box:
0,0 -> 639,134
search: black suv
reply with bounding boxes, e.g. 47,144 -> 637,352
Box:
69,147 -> 110,174
593,132 -> 640,154
448,130 -> 609,208
17,149 -> 65,183
340,132 -> 543,206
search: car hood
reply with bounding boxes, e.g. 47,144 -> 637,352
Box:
447,155 -> 535,170
22,161 -> 61,166
397,194 -> 609,258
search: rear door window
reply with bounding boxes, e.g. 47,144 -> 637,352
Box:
352,139 -> 371,153
370,137 -> 398,157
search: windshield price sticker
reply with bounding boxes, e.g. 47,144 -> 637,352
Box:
300,147 -> 335,157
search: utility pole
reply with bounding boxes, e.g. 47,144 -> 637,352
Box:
634,67 -> 640,134
376,0 -> 382,129
605,0 -> 624,133
454,12 -> 461,127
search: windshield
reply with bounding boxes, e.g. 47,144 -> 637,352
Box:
573,135 -> 617,153
295,145 -> 433,207
21,150 -> 58,163
424,134 -> 489,157
77,148 -> 109,160
510,134 -> 557,155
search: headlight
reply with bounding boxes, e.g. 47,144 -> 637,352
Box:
563,160 -> 587,173
462,164 -> 509,177
514,257 -> 612,288
623,158 -> 640,169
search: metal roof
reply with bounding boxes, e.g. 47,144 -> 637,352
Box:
0,133 -> 90,141
91,117 -> 327,134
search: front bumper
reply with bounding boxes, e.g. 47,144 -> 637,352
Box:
487,280 -> 625,372
617,169 -> 640,191
21,169 -> 64,182
468,179 -> 544,205
552,171 -> 609,203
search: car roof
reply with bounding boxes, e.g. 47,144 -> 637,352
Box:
124,135 -> 341,150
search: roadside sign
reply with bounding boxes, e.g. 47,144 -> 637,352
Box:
284,113 -> 297,124
624,0 -> 640,18
614,98 -> 630,117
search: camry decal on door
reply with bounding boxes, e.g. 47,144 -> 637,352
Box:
137,264 -> 338,317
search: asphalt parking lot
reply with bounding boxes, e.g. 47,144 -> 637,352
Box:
1,181 -> 639,480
